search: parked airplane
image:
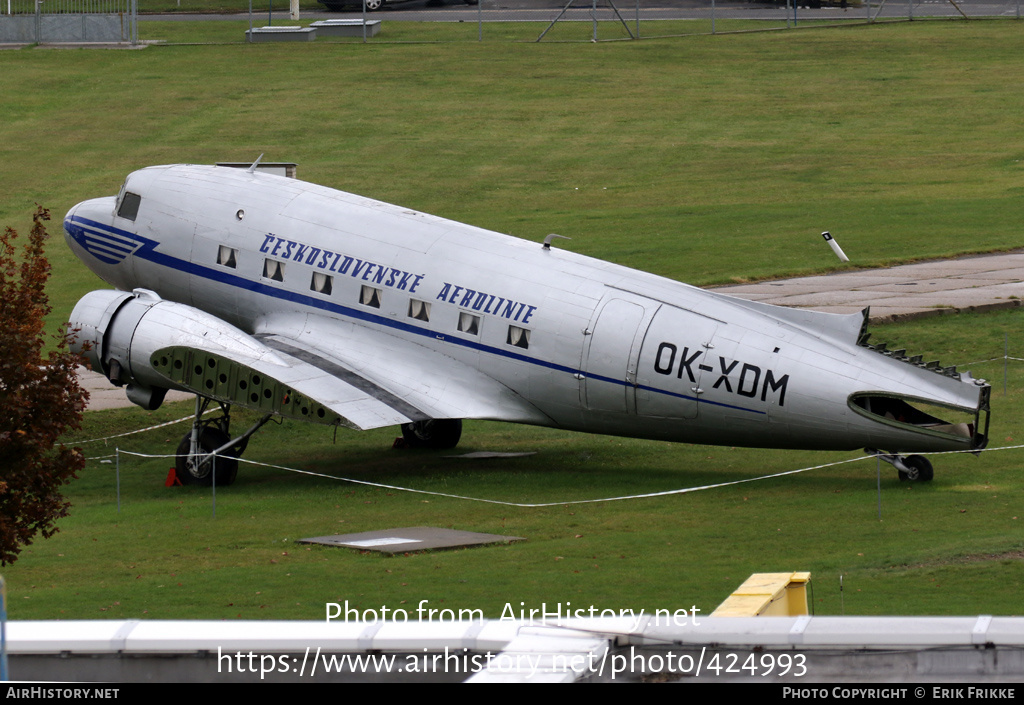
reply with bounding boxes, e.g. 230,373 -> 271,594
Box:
64,163 -> 990,486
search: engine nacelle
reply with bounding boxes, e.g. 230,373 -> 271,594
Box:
70,289 -> 169,409
69,289 -> 282,412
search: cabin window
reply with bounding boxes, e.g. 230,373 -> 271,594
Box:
408,299 -> 430,322
218,246 -> 238,269
263,258 -> 284,282
458,312 -> 480,336
507,325 -> 530,349
117,192 -> 142,221
360,285 -> 381,308
311,272 -> 332,295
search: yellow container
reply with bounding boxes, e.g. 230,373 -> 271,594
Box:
711,572 -> 811,617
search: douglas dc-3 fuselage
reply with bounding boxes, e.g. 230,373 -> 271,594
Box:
64,164 -> 990,485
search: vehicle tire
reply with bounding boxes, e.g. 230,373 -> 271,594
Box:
897,455 -> 933,482
401,419 -> 463,449
364,0 -> 384,10
175,427 -> 239,487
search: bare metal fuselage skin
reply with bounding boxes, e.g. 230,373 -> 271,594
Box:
64,165 -> 989,454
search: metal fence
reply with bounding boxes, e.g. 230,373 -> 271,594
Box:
283,0 -> 1023,42
0,0 -> 137,43
3,0 -> 1021,43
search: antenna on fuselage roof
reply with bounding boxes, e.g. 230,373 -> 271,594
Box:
246,154 -> 265,174
543,233 -> 571,251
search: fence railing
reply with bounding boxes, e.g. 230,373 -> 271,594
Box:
0,0 -> 136,43
2,0 -> 1020,44
3,0 -> 130,13
259,0 -> 1024,43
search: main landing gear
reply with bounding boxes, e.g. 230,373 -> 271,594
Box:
175,397 -> 273,486
400,419 -> 463,449
867,449 -> 934,482
174,399 -> 466,486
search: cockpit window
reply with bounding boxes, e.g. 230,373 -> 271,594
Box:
118,192 -> 142,221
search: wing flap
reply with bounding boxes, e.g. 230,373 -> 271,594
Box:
255,313 -> 553,426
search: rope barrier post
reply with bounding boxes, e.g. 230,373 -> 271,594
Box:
211,455 -> 217,519
876,456 -> 882,521
116,447 -> 121,513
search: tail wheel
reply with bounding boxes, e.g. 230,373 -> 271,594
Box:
401,419 -> 462,449
175,427 -> 240,486
898,455 -> 934,482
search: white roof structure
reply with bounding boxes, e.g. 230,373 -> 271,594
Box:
8,615 -> 1024,683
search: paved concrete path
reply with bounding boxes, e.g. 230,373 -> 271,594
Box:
79,367 -> 193,412
80,251 -> 1024,411
711,251 -> 1024,323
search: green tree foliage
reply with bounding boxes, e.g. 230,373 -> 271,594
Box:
0,207 -> 88,565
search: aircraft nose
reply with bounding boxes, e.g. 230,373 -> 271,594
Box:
63,201 -> 85,254
65,196 -> 114,226
63,196 -> 119,265
63,202 -> 80,238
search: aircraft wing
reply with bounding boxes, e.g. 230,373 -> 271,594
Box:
75,290 -> 551,431
252,313 -> 554,427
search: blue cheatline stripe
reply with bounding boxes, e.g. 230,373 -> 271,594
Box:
67,215 -> 765,417
65,218 -> 143,265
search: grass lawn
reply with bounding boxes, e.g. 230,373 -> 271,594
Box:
1,20 -> 1023,620
1,20 -> 1022,326
7,311 -> 1024,621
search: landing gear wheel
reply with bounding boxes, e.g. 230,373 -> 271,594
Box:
401,419 -> 462,449
175,427 -> 240,486
364,0 -> 383,10
898,455 -> 934,482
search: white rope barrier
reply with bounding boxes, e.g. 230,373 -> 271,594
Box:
76,347 -> 1022,507
75,411 -> 211,445
107,443 -> 1023,508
